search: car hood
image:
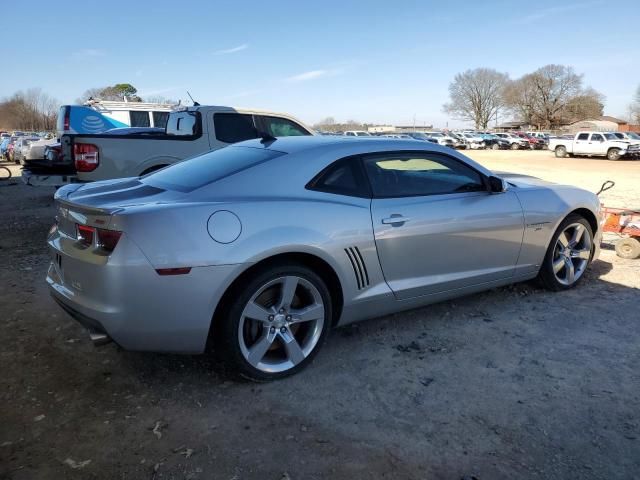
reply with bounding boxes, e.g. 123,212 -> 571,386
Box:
494,171 -> 556,188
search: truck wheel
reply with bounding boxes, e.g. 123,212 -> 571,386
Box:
607,148 -> 621,161
615,238 -> 640,259
510,143 -> 518,150
555,146 -> 567,158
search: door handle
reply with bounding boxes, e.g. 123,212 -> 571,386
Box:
382,215 -> 410,226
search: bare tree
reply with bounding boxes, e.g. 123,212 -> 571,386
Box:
630,85 -> 640,123
504,65 -> 603,128
77,83 -> 141,103
144,95 -> 179,104
560,87 -> 604,124
443,68 -> 509,129
0,88 -> 59,131
527,65 -> 582,128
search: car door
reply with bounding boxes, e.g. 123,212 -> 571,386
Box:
364,151 -> 524,300
573,132 -> 590,154
586,133 -> 606,154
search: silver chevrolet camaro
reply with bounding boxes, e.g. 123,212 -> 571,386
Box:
47,136 -> 602,380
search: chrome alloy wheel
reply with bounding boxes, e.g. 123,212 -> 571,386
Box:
238,276 -> 325,373
552,223 -> 592,286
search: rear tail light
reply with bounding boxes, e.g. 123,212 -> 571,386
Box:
76,224 -> 122,253
96,228 -> 122,252
74,143 -> 99,172
76,224 -> 95,246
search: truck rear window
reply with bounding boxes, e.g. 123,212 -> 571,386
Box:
166,111 -> 200,136
143,146 -> 284,192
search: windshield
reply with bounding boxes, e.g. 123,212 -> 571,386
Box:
428,133 -> 443,138
627,132 -> 640,140
355,132 -> 370,136
604,133 -> 618,140
143,146 -> 285,192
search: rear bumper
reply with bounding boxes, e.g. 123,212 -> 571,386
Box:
47,231 -> 243,353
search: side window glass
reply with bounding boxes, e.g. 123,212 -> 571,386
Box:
152,111 -> 169,128
130,111 -> 151,127
214,113 -> 258,143
363,153 -> 485,198
307,158 -> 369,198
590,134 -> 603,142
259,116 -> 309,137
577,133 -> 589,140
166,111 -> 198,136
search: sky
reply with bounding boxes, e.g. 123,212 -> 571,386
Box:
2,0 -> 639,128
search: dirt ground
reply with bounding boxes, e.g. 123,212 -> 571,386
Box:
1,151 -> 639,480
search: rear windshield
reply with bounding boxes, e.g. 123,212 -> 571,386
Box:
143,146 -> 285,192
165,111 -> 200,137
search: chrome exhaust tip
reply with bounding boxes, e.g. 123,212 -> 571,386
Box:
89,331 -> 112,346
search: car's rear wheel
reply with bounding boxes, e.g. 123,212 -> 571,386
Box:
510,142 -> 519,150
555,146 -> 567,158
491,143 -> 499,150
216,263 -> 331,381
538,214 -> 593,291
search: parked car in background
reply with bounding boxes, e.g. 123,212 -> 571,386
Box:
20,137 -> 58,165
494,132 -> 529,150
404,132 -> 439,144
344,131 -> 372,137
424,132 -> 455,148
24,105 -> 313,186
612,131 -> 640,146
444,132 -> 468,149
457,132 -> 485,149
0,137 -> 12,158
12,136 -> 39,164
549,131 -> 640,160
479,133 -> 510,150
47,136 -> 602,380
515,132 -> 545,149
380,133 -> 413,139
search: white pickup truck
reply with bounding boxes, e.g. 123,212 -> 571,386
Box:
22,105 -> 313,186
549,131 -> 640,160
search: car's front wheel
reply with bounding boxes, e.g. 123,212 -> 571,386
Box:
216,263 -> 331,381
538,214 -> 593,291
607,148 -> 621,161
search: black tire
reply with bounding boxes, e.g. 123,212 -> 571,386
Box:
510,142 -> 519,150
214,263 -> 332,381
555,146 -> 567,158
491,143 -> 499,150
615,237 -> 640,259
538,214 -> 594,291
607,148 -> 621,161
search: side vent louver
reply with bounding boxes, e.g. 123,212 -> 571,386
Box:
345,246 -> 370,290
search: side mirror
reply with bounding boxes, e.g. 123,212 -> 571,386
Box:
488,175 -> 508,193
